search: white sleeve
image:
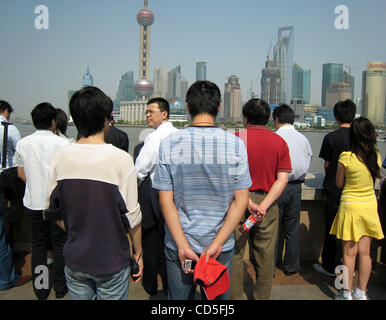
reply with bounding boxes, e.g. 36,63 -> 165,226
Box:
121,166 -> 142,229
135,133 -> 161,182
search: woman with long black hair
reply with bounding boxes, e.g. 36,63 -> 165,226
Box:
330,117 -> 384,300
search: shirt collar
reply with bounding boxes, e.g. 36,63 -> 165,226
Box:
0,116 -> 8,122
33,129 -> 55,135
277,125 -> 295,132
245,125 -> 269,130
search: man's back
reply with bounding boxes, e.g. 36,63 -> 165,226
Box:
319,127 -> 350,191
153,126 -> 251,253
105,125 -> 129,152
237,126 -> 291,192
14,130 -> 70,210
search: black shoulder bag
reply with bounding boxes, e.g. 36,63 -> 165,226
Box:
0,122 -> 25,201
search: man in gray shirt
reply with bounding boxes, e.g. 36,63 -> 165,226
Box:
273,104 -> 312,276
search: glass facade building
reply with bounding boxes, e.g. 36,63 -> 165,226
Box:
321,63 -> 343,107
114,71 -> 136,112
196,61 -> 207,81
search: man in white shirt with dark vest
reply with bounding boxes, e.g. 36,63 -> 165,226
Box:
273,104 -> 312,276
135,97 -> 178,295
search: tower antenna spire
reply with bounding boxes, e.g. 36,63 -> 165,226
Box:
144,0 -> 148,8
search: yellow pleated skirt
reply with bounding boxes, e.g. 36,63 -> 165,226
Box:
330,194 -> 384,243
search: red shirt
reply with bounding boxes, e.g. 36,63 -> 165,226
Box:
236,125 -> 291,192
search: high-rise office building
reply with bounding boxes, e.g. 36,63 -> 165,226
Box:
273,26 -> 294,103
261,59 -> 281,104
167,65 -> 188,100
325,82 -> 353,109
114,71 -> 136,112
321,63 -> 343,107
362,61 -> 386,125
223,75 -> 242,121
134,0 -> 154,100
292,64 -> 311,104
196,61 -> 207,81
82,66 -> 93,87
153,66 -> 168,98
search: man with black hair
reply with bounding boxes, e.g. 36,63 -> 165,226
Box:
44,86 -> 143,300
313,99 -> 356,277
272,104 -> 312,276
135,97 -> 178,295
230,98 -> 291,300
153,81 -> 251,300
14,102 -> 71,300
0,100 -> 28,291
104,97 -> 129,152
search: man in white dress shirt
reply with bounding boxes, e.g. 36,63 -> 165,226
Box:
14,103 -> 71,299
273,104 -> 313,276
135,97 -> 178,295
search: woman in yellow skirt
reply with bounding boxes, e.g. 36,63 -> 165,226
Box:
330,117 -> 384,300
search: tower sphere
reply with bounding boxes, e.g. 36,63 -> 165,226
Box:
135,79 -> 154,98
137,9 -> 154,27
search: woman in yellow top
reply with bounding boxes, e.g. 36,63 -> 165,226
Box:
331,117 -> 384,300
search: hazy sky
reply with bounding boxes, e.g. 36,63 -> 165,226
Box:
1,0 -> 385,118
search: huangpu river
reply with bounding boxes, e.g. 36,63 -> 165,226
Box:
16,124 -> 386,175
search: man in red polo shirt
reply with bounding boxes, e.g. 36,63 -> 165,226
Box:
230,98 -> 291,300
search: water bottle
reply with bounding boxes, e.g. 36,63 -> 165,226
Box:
239,214 -> 260,233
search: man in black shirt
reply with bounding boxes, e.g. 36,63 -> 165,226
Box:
314,100 -> 356,276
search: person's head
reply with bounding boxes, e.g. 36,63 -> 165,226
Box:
333,99 -> 356,125
55,108 -> 69,136
31,102 -> 57,130
0,100 -> 13,120
69,86 -> 112,138
185,81 -> 221,119
350,117 -> 381,183
272,104 -> 295,128
146,97 -> 170,129
242,98 -> 270,126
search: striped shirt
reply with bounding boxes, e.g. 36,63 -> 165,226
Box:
152,126 -> 252,254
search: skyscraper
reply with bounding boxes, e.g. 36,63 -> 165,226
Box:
273,26 -> 294,103
223,75 -> 242,121
134,0 -> 154,100
153,66 -> 168,98
292,64 -> 311,104
114,71 -> 136,111
362,61 -> 386,125
321,63 -> 343,107
82,66 -> 93,87
261,59 -> 281,105
167,65 -> 188,100
196,61 -> 207,81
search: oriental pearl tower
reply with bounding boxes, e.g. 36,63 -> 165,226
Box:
134,0 -> 154,100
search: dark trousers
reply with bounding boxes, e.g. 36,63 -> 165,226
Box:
27,209 -> 67,300
275,183 -> 302,273
321,191 -> 342,274
142,221 -> 167,295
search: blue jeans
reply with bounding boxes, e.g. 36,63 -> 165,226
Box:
64,265 -> 130,300
164,246 -> 234,300
0,203 -> 18,290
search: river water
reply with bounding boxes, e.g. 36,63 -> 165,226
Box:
16,124 -> 386,175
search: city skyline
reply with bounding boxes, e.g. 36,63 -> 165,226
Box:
1,0 -> 385,118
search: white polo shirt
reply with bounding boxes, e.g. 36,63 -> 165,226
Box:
276,125 -> 313,182
14,130 -> 71,210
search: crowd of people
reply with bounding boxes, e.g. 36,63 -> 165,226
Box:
0,80 -> 385,301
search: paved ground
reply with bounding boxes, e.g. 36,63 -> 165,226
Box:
1,252 -> 385,300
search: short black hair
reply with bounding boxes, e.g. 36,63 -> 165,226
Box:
31,102 -> 57,130
55,108 -> 69,136
186,81 -> 221,118
333,99 -> 356,124
272,104 -> 295,124
69,86 -> 112,138
0,100 -> 13,114
147,97 -> 170,119
242,98 -> 270,125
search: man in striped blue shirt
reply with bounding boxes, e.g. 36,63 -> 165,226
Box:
153,81 -> 251,300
